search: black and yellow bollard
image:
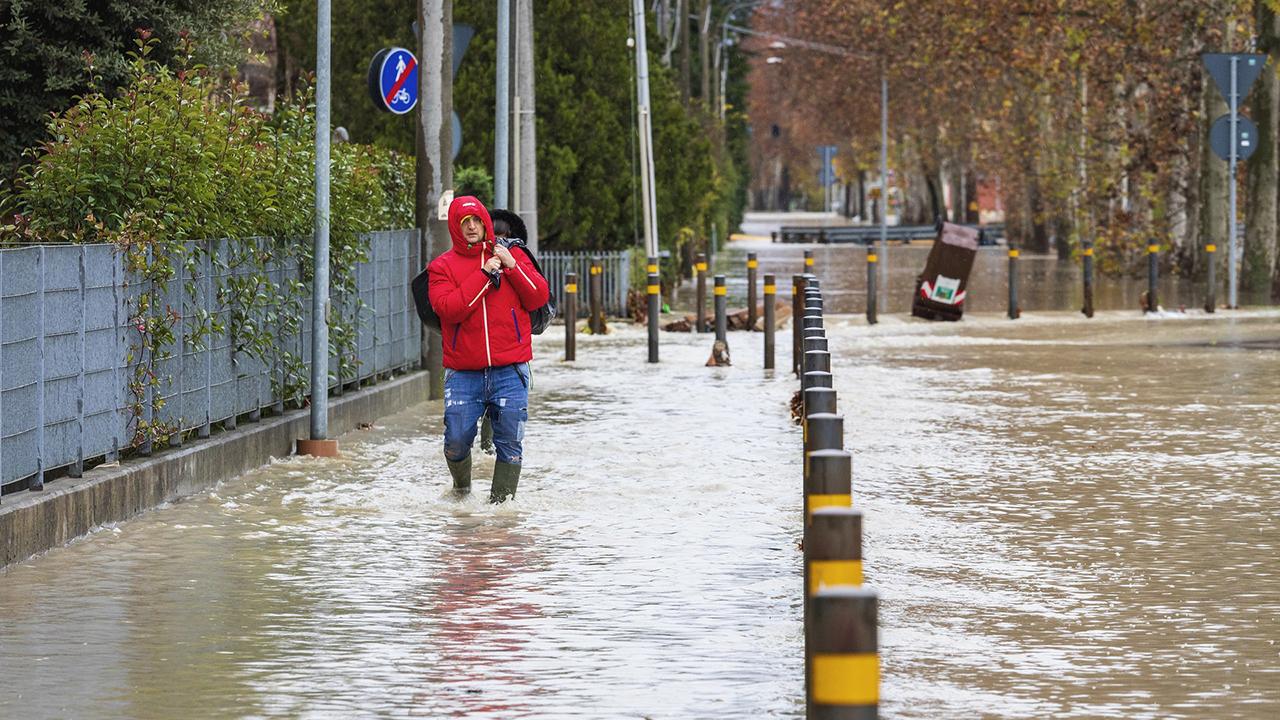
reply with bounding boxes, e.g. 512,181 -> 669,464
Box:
805,296 -> 824,315
647,257 -> 660,363
807,587 -> 879,719
866,246 -> 878,325
563,272 -> 578,361
1146,241 -> 1159,314
1007,247 -> 1020,319
804,448 -> 851,522
802,370 -> 833,392
1081,243 -> 1095,318
792,274 -> 806,376
803,314 -> 824,332
714,275 -> 728,342
803,412 -> 843,462
764,274 -> 776,369
589,257 -> 605,334
804,249 -> 815,274
1204,242 -> 1217,313
747,253 -> 759,330
804,349 -> 831,375
804,335 -> 828,354
807,507 -> 863,593
695,253 -> 708,333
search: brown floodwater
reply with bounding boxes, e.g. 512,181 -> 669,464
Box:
2,302 -> 1278,718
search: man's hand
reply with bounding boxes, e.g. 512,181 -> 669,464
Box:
484,256 -> 503,273
493,244 -> 517,269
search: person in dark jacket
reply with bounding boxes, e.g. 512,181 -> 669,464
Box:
427,196 -> 549,502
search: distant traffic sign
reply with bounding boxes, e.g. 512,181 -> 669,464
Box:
1203,53 -> 1267,111
1210,114 -> 1259,161
368,47 -> 419,115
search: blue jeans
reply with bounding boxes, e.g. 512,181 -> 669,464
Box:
443,363 -> 530,465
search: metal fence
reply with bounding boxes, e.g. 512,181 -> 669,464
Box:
0,229 -> 420,497
540,250 -> 634,317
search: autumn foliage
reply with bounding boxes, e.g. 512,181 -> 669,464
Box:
748,0 -> 1261,278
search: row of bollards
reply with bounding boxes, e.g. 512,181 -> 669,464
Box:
796,275 -> 879,718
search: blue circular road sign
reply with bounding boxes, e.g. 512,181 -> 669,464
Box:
368,47 -> 419,115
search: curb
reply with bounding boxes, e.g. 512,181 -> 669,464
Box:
1,370 -> 432,569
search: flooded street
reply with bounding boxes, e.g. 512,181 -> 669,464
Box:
3,303 -> 1279,717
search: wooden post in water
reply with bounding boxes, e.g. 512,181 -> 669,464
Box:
747,253 -> 759,330
1081,244 -> 1095,318
1204,242 -> 1217,314
763,274 -> 776,369
695,253 -> 708,333
563,272 -> 577,361
807,587 -> 879,719
589,258 -> 604,334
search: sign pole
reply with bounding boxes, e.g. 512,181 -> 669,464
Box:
879,69 -> 888,308
495,0 -> 510,208
299,0 -> 338,456
1228,56 -> 1239,309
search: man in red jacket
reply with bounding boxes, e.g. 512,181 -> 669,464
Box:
428,195 -> 549,502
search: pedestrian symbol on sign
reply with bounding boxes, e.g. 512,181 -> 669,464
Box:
367,47 -> 419,115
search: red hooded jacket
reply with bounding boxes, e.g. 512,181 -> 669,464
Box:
427,196 -> 550,371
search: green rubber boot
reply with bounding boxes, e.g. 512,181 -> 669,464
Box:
479,415 -> 495,455
489,461 -> 521,503
447,455 -> 472,495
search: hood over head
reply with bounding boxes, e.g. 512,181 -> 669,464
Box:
447,195 -> 494,256
490,208 -> 529,243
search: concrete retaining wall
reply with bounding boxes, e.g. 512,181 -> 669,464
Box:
1,370 -> 432,569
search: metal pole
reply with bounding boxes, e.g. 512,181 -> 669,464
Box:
763,274 -> 775,369
495,0 -> 510,208
879,69 -> 889,309
633,0 -> 660,259
589,258 -> 604,334
564,272 -> 577,361
310,0 -> 331,443
647,257 -> 660,363
516,0 -> 538,250
1228,56 -> 1239,309
791,274 -> 804,376
747,252 -> 758,330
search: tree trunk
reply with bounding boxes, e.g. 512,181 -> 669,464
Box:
948,160 -> 964,222
1245,0 -> 1279,293
1201,58 -> 1230,284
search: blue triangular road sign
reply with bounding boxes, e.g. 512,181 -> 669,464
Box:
1203,53 -> 1268,110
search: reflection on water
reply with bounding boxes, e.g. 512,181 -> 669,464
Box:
2,310 -> 1279,718
684,239 -> 1272,316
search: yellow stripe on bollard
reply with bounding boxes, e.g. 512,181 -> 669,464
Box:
747,259 -> 758,269
1147,244 -> 1159,254
812,653 -> 879,705
805,257 -> 814,266
696,262 -> 708,272
1082,247 -> 1094,256
1008,249 -> 1019,258
565,283 -> 578,293
809,560 -> 863,594
867,254 -> 878,263
647,284 -> 660,294
647,264 -> 658,273
807,493 -> 851,518
1206,244 -> 1217,253
764,284 -> 776,293
714,286 -> 727,296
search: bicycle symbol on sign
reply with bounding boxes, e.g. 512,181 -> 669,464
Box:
395,89 -> 411,106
